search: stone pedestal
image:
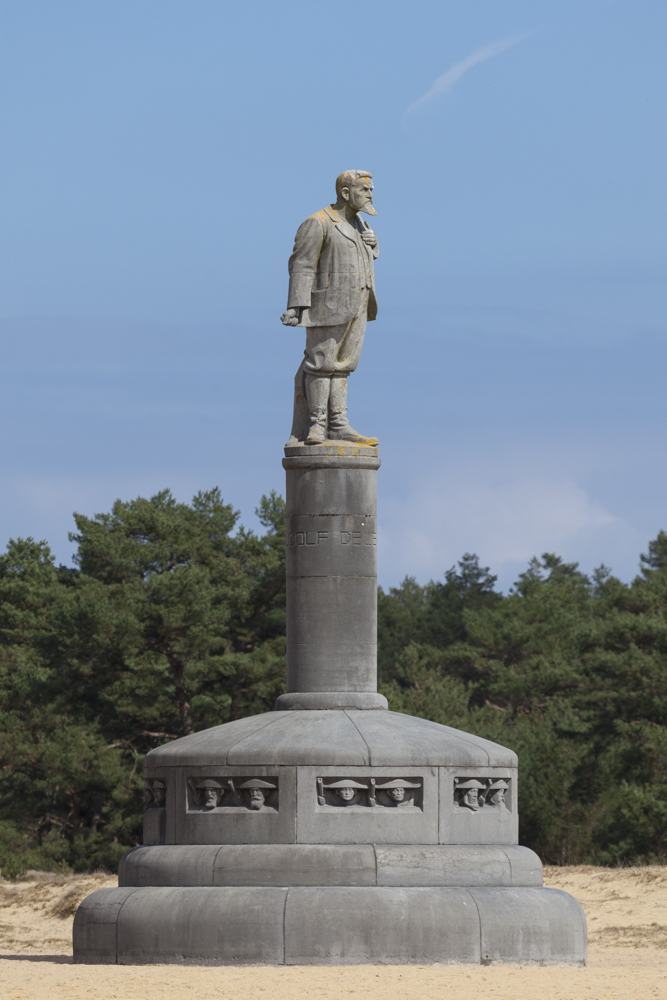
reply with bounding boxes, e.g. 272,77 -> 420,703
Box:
73,445 -> 587,966
278,443 -> 386,711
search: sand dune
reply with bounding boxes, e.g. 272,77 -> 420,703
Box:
0,865 -> 665,999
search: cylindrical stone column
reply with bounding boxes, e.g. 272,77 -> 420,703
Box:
275,445 -> 388,711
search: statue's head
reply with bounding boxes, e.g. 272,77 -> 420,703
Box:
335,170 -> 376,216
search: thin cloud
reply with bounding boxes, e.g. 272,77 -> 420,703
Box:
402,33 -> 531,124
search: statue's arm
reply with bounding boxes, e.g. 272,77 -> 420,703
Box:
281,216 -> 324,326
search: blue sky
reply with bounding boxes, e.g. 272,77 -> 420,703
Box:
1,0 -> 665,590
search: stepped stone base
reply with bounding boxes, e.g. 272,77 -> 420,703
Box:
118,843 -> 543,888
73,884 -> 587,966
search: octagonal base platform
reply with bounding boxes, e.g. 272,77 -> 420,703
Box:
74,884 -> 586,966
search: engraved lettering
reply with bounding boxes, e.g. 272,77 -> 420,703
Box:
317,531 -> 329,544
305,532 -> 316,545
352,532 -> 362,544
296,532 -> 305,545
340,532 -> 350,544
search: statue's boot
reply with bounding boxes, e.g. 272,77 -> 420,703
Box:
327,376 -> 378,446
304,375 -> 330,445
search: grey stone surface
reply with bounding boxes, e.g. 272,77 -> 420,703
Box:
116,887 -> 287,965
285,459 -> 379,698
142,807 -> 165,846
145,712 -> 291,767
283,443 -> 379,469
284,453 -> 379,511
504,844 -> 544,885
438,767 -> 519,845
119,843 -> 542,888
213,844 -> 377,886
469,887 -> 587,965
275,692 -> 388,711
74,885 -> 585,966
226,712 -> 371,766
374,845 -> 542,888
349,711 -> 518,768
120,845 -> 216,887
144,711 -> 518,769
284,886 -> 480,965
296,766 -> 439,845
72,887 -> 138,964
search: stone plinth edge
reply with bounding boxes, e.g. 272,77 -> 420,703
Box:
284,441 -> 380,470
274,691 -> 388,711
285,443 -> 378,458
283,455 -> 381,471
73,885 -> 587,966
118,844 -> 543,888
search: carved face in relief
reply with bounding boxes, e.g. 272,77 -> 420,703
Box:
337,786 -> 357,803
248,788 -> 266,810
152,781 -> 166,807
463,788 -> 479,810
204,787 -> 219,809
486,780 -> 509,808
388,787 -> 405,802
237,778 -> 276,810
192,779 -> 223,809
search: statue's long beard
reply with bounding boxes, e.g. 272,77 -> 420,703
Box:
359,200 -> 377,216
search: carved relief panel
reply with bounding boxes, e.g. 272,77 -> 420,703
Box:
453,777 -> 511,814
439,768 -> 518,846
144,778 -> 167,810
187,776 -> 279,813
297,767 -> 438,844
316,777 -> 423,810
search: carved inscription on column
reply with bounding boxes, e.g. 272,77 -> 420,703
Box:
287,515 -> 377,549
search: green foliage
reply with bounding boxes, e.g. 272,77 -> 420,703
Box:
1,490 -> 667,874
379,552 -> 667,865
0,490 -> 285,876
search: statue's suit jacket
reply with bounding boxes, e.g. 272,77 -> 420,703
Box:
287,205 -> 379,328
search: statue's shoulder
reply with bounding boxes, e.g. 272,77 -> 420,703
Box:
305,207 -> 336,228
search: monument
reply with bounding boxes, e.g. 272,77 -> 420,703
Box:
73,172 -> 587,966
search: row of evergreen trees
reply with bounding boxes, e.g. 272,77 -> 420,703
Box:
0,488 -> 665,876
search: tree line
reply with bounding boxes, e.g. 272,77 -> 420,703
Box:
0,488 -> 665,875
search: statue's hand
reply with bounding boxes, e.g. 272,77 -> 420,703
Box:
281,308 -> 303,326
361,228 -> 377,248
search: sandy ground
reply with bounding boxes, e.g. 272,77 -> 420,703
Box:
0,866 -> 665,999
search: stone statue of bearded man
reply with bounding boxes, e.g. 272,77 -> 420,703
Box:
281,170 -> 379,447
